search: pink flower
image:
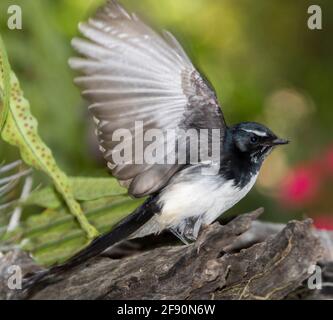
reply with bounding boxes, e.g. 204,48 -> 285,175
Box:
313,215 -> 333,231
280,164 -> 321,207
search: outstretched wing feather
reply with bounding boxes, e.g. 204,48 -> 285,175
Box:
70,0 -> 226,197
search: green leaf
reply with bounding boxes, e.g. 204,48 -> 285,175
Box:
0,36 -> 10,133
0,35 -> 98,239
24,185 -> 62,209
19,198 -> 143,265
25,177 -> 128,209
72,177 -> 127,201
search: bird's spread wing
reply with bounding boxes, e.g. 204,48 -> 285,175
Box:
69,0 -> 226,197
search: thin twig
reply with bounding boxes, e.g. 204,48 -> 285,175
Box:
0,200 -> 17,212
0,169 -> 32,185
0,179 -> 19,197
0,160 -> 22,174
7,176 -> 33,232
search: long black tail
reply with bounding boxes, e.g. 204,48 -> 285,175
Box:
23,195 -> 159,292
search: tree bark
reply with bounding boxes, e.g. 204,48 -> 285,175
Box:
1,208 -> 333,300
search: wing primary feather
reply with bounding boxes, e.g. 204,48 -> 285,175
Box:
78,23 -> 182,73
74,75 -> 181,90
162,30 -> 193,65
69,57 -> 177,83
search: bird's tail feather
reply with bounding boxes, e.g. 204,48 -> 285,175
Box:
23,195 -> 159,292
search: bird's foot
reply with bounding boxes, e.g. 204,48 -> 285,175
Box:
169,228 -> 190,245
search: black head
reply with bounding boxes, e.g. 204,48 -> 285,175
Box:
229,122 -> 289,165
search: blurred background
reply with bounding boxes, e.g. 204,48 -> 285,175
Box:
0,0 -> 332,227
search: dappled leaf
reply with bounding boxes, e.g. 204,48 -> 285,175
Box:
0,37 -> 10,133
0,35 -> 98,239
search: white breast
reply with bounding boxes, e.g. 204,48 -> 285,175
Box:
156,171 -> 258,230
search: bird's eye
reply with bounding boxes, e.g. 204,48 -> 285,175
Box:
250,136 -> 258,144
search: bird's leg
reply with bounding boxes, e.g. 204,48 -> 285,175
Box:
169,216 -> 204,244
169,228 -> 189,245
183,216 -> 204,241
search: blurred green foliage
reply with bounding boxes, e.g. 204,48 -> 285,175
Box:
0,0 -> 332,240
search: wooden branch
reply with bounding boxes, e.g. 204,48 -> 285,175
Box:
1,208 -> 333,300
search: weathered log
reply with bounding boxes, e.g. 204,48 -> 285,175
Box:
1,208 -> 332,300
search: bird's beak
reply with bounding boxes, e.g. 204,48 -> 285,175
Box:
271,138 -> 290,146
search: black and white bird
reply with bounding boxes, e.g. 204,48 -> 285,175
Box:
24,0 -> 288,287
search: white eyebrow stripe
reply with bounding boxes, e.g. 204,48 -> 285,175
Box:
242,129 -> 268,137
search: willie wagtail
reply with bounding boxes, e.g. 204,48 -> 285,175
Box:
24,0 -> 289,289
